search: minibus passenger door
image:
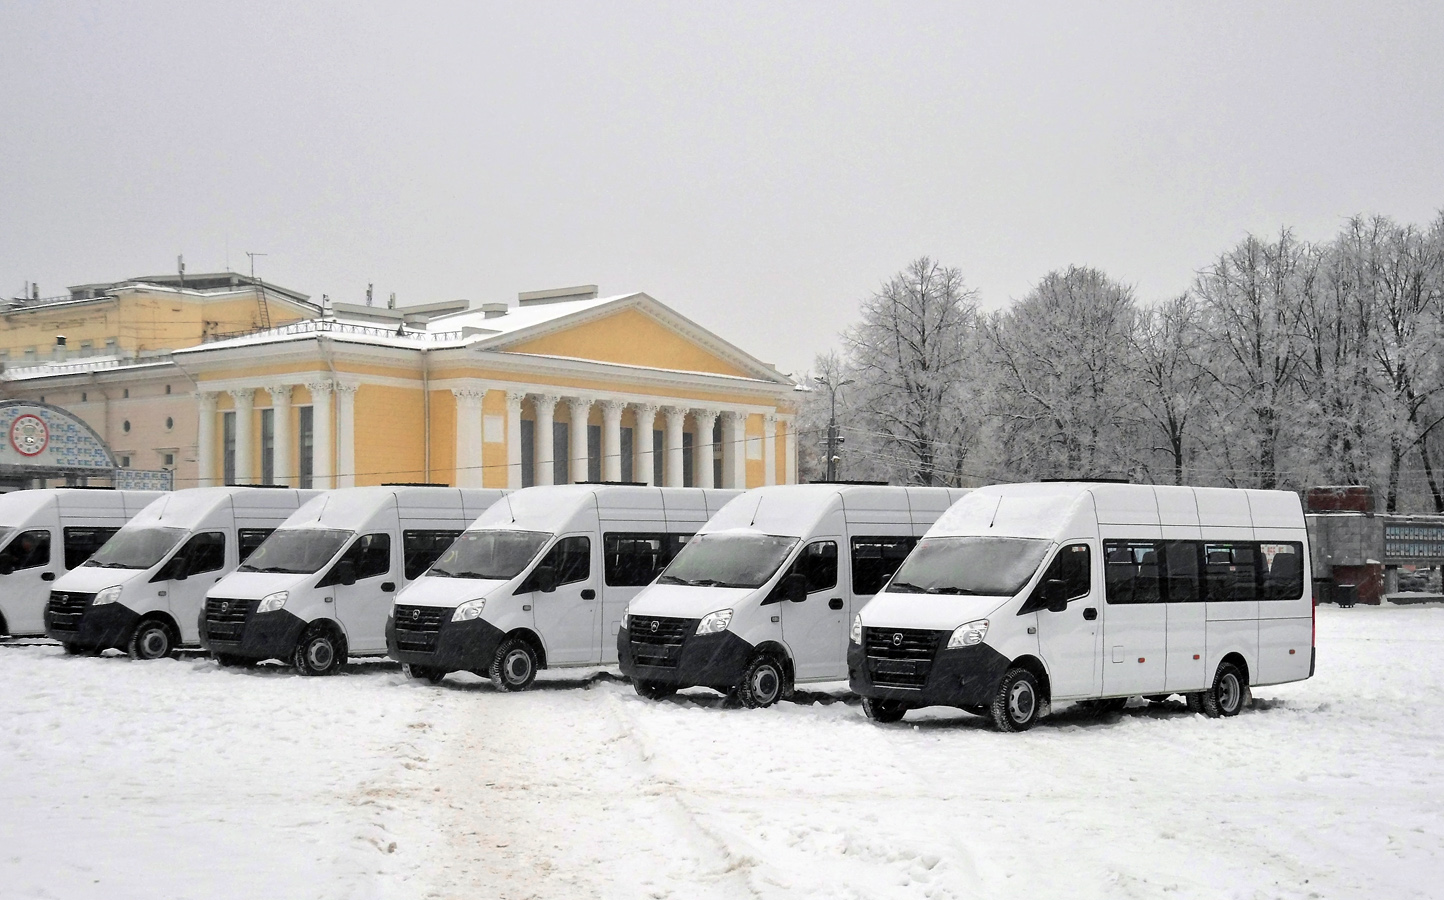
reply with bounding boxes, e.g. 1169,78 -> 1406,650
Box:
523,536 -> 598,665
1030,543 -> 1100,700
159,532 -> 226,645
778,539 -> 843,681
328,533 -> 393,653
0,529 -> 54,635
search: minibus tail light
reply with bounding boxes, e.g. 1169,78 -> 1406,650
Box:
946,619 -> 989,649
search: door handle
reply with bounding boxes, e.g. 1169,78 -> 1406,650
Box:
1083,607 -> 1098,621
41,572 -> 55,581
381,582 -> 396,592
581,589 -> 596,600
828,598 -> 844,610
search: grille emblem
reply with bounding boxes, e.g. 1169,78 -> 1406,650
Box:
220,601 -> 230,613
411,608 -> 420,621
60,594 -> 68,602
650,620 -> 659,633
892,632 -> 903,647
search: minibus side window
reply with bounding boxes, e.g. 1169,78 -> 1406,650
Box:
850,536 -> 918,596
1104,540 -> 1163,604
179,532 -> 226,576
787,541 -> 837,594
63,527 -> 119,570
521,536 -> 591,591
1020,543 -> 1090,614
237,528 -> 275,564
604,532 -> 691,587
1161,541 -> 1202,602
403,530 -> 463,580
351,534 -> 393,580
1260,542 -> 1304,601
0,529 -> 50,572
1202,543 -> 1258,602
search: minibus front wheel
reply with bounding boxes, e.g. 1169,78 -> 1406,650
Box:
633,680 -> 677,700
127,619 -> 178,661
861,696 -> 908,724
293,624 -> 346,676
489,637 -> 538,691
737,654 -> 787,709
403,663 -> 446,685
990,667 -> 1042,732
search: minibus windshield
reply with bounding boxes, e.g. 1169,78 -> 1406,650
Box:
887,536 -> 1051,596
657,533 -> 800,589
84,527 -> 188,570
429,530 -> 550,580
239,528 -> 353,574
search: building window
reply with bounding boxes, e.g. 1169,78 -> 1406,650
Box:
24,347 -> 36,361
260,408 -> 275,485
587,424 -> 602,482
123,388 -> 129,398
81,392 -> 87,402
223,411 -> 236,485
297,406 -> 314,489
105,338 -> 118,353
653,429 -> 664,484
80,340 -> 93,356
165,416 -> 174,430
553,422 -> 569,485
122,420 -> 131,433
162,451 -> 175,470
165,384 -> 172,395
119,455 -> 131,468
620,426 -> 634,483
520,419 -> 535,487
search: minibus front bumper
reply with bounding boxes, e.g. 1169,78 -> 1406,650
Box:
200,603 -> 308,662
847,629 -> 1011,709
386,608 -> 507,673
617,620 -> 754,691
44,592 -> 139,650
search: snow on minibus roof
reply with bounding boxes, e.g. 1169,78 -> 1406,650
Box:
930,483 -> 1095,539
0,489 -> 56,523
702,484 -> 947,537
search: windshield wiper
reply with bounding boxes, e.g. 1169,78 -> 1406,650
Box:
657,574 -> 687,585
887,581 -> 925,593
928,587 -> 980,595
90,561 -> 140,569
244,566 -> 297,574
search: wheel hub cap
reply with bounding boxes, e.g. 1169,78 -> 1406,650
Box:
1009,682 -> 1034,721
309,642 -> 333,668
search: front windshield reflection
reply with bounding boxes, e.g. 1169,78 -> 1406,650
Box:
657,533 -> 800,589
239,528 -> 354,575
887,536 -> 1051,596
84,527 -> 188,570
429,530 -> 550,580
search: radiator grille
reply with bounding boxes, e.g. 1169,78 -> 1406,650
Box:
205,597 -> 258,643
863,627 -> 945,689
627,615 -> 697,669
46,591 -> 94,633
392,605 -> 447,653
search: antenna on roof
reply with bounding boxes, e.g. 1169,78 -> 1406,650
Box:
178,254 -> 185,290
366,283 -> 374,307
388,292 -> 396,309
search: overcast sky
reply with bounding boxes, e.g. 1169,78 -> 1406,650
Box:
3,2 -> 1442,376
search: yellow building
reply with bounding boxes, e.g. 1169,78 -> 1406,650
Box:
1,279 -> 800,490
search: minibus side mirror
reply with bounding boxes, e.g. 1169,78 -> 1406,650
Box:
532,565 -> 558,594
1044,578 -> 1069,613
336,560 -> 357,587
784,572 -> 809,603
172,561 -> 189,582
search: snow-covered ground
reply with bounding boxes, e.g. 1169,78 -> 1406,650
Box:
2,604 -> 1441,899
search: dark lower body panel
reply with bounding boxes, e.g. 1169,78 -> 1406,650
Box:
386,614 -> 507,673
616,625 -> 756,692
201,609 -> 308,662
46,603 -> 140,651
848,641 -> 1012,709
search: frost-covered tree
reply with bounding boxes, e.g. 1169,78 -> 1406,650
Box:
1130,293 -> 1207,485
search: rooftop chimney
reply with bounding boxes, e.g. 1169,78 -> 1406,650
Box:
517,285 -> 599,306
480,302 -> 509,319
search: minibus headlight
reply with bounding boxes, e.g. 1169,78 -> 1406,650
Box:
850,615 -> 863,645
452,598 -> 486,623
946,619 -> 990,649
256,591 -> 289,614
92,585 -> 123,606
696,609 -> 733,635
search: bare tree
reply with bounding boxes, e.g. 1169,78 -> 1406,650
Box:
1130,293 -> 1207,485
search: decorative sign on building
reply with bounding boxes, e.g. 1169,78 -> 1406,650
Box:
113,468 -> 174,491
1382,520 -> 1444,563
0,401 -> 116,472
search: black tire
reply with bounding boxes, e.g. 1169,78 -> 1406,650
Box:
293,625 -> 345,676
215,653 -> 256,669
990,667 -> 1042,732
633,679 -> 677,700
62,641 -> 99,657
403,663 -> 446,685
861,696 -> 908,723
1076,696 -> 1129,716
489,637 -> 538,691
1197,661 -> 1248,718
736,654 -> 786,709
127,620 -> 177,660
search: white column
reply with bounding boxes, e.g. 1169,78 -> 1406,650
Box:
197,392 -> 218,487
452,387 -> 485,488
271,384 -> 293,487
600,400 -> 624,483
633,403 -> 657,486
692,409 -> 717,489
309,382 -> 335,489
721,411 -> 743,489
763,413 -> 778,486
229,389 -> 255,485
567,396 -> 592,484
784,416 -> 797,485
534,394 -> 558,486
335,383 -> 358,488
663,406 -> 686,488
505,391 -> 525,490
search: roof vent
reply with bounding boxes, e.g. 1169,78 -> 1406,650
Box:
480,302 -> 508,319
517,285 -> 598,306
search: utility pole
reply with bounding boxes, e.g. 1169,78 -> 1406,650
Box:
815,374 -> 853,482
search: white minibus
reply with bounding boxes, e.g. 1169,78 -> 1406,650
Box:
619,484 -> 969,707
387,485 -> 737,687
849,481 -> 1315,731
0,488 -> 163,637
45,487 -> 317,658
201,486 -> 505,675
